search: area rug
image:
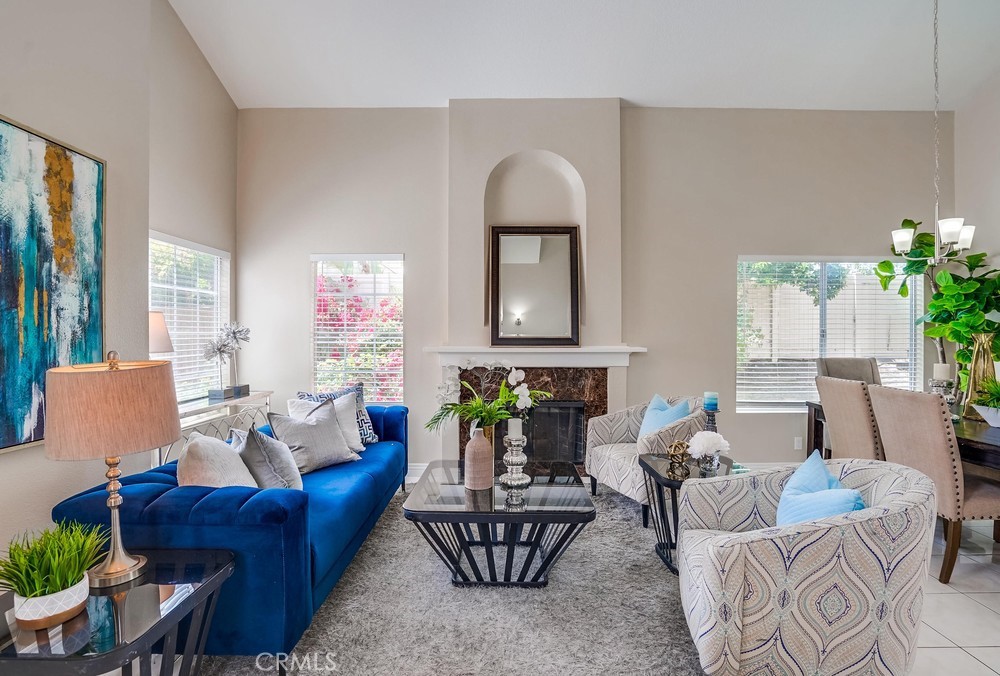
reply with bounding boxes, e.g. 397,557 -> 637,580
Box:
201,490 -> 703,675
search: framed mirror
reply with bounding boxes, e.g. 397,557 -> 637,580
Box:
490,225 -> 580,346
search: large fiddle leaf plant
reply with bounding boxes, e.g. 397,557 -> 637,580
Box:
875,219 -> 1000,390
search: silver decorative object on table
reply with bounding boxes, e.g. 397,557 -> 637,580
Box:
500,434 -> 531,511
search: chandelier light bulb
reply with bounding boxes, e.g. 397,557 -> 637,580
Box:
891,229 -> 915,254
957,225 -> 976,250
938,218 -> 965,244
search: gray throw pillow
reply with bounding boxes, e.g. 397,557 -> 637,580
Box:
268,399 -> 360,474
177,432 -> 258,488
287,394 -> 364,452
230,426 -> 303,490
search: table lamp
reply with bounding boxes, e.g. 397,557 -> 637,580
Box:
45,352 -> 181,587
148,311 -> 174,354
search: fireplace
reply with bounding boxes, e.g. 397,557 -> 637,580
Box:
458,367 -> 607,462
495,401 -> 585,463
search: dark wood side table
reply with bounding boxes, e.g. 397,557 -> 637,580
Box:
0,549 -> 234,676
638,454 -> 733,574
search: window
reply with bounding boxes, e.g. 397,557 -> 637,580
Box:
736,258 -> 922,412
149,233 -> 231,403
312,256 -> 404,403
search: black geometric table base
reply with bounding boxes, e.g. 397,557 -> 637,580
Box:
411,519 -> 588,587
643,472 -> 680,574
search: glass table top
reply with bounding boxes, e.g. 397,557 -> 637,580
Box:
0,549 -> 233,661
638,453 -> 733,487
403,460 -> 595,515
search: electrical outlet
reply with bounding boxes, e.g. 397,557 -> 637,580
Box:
794,436 -> 803,451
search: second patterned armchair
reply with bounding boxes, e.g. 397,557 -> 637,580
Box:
585,396 -> 706,525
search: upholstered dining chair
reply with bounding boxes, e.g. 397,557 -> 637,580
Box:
869,385 -> 1000,583
815,376 -> 883,460
816,357 -> 882,384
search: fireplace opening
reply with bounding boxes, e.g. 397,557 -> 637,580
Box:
497,400 -> 586,464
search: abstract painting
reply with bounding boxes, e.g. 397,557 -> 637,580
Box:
0,117 -> 104,451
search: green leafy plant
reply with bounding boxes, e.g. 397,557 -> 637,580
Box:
875,219 -> 1000,388
972,378 -> 1000,410
426,367 -> 552,432
0,522 -> 108,598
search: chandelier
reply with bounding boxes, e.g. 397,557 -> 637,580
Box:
889,0 -> 974,262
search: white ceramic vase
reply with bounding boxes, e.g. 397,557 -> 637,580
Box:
13,576 -> 89,630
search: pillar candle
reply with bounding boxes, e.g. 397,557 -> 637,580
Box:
704,392 -> 719,411
507,417 -> 523,439
932,363 -> 952,381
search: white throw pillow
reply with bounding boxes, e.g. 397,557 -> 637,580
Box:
287,395 -> 364,452
177,432 -> 258,488
268,399 -> 360,473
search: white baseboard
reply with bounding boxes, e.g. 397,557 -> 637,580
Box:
405,463 -> 428,485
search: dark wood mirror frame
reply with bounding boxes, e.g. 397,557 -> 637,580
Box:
490,225 -> 580,347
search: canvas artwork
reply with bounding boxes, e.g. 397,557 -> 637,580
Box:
0,117 -> 104,451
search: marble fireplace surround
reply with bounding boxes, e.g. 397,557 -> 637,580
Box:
425,346 -> 646,459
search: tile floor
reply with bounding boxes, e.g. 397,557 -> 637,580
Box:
913,519 -> 1000,675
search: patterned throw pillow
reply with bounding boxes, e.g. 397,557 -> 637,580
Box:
297,383 -> 379,444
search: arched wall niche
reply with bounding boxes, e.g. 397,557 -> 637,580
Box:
483,149 -> 587,326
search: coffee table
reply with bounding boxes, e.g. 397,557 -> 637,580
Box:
638,454 -> 732,574
403,460 -> 596,587
0,549 -> 234,676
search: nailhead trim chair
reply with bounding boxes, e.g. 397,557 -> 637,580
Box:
585,396 -> 706,525
815,376 -> 884,460
869,385 -> 1000,583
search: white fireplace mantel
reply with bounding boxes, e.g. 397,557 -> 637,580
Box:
424,345 -> 646,368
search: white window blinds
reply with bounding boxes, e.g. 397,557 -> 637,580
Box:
149,235 -> 231,403
312,256 -> 404,403
736,258 -> 922,412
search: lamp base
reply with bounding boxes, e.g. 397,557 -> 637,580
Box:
88,554 -> 148,588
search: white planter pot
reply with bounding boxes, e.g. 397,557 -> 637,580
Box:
972,405 -> 1000,428
13,576 -> 89,630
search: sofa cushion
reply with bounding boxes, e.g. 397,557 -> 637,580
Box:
298,384 -> 378,445
350,440 -> 406,496
230,425 -> 303,490
301,465 -> 379,585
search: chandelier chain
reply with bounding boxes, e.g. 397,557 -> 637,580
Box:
933,0 -> 940,218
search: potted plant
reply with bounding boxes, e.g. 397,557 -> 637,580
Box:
687,430 -> 731,478
972,378 -> 1000,427
425,365 -> 552,440
0,521 -> 108,630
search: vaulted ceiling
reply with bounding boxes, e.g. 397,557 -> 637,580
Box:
169,0 -> 1000,110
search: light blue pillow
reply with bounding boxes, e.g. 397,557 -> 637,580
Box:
638,395 -> 691,439
776,451 -> 866,526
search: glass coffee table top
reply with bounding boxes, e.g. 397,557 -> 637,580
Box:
403,460 -> 595,516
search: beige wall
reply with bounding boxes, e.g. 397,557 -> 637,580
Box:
956,68 -> 1000,255
448,99 -> 623,345
150,0 -> 237,259
622,108 -> 952,462
0,0 -> 237,547
235,108 -> 449,464
0,0 -> 152,546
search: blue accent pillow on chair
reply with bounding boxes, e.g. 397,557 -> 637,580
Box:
776,450 -> 866,526
638,395 -> 690,439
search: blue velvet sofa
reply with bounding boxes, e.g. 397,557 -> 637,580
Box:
52,405 -> 408,656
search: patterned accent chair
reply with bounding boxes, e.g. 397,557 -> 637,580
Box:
585,396 -> 706,526
677,459 -> 935,676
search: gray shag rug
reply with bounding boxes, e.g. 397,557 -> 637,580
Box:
202,489 -> 702,675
